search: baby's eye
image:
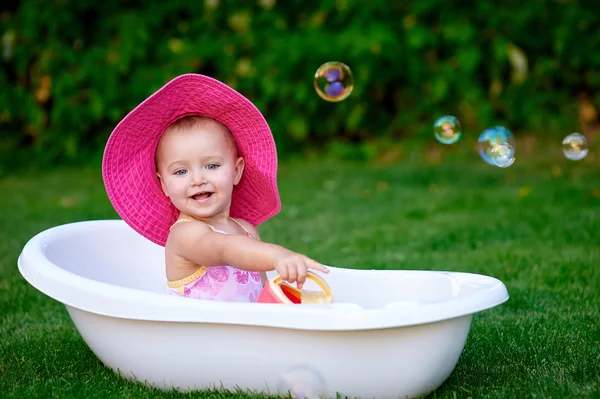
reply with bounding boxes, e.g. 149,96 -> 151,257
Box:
206,164 -> 220,170
174,169 -> 187,176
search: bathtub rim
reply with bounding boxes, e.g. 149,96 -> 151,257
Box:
18,220 -> 509,331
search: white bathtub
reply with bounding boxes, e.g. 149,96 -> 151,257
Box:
18,220 -> 508,398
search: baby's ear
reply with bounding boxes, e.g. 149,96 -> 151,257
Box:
156,173 -> 169,197
233,157 -> 245,185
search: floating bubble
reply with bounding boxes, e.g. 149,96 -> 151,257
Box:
313,61 -> 354,102
562,133 -> 588,161
478,126 -> 516,166
277,364 -> 327,399
433,115 -> 462,144
490,143 -> 515,168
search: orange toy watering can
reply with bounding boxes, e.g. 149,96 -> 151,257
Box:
256,271 -> 333,304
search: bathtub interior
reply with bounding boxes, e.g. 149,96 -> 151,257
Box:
41,221 -> 497,310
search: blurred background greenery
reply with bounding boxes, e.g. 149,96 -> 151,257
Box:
1,0 -> 600,173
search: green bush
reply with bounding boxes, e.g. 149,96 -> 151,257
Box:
1,0 -> 599,165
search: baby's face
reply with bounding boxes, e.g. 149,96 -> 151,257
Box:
155,121 -> 244,221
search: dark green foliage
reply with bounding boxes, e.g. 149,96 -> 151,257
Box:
2,0 -> 600,165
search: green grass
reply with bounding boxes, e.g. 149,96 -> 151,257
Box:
1,146 -> 599,398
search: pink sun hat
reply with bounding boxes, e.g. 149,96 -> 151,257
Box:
102,74 -> 281,247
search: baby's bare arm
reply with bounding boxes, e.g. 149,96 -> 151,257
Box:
233,219 -> 268,285
170,222 -> 285,272
170,221 -> 328,287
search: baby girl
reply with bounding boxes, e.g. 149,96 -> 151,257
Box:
102,74 -> 328,302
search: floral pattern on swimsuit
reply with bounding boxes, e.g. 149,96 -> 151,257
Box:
166,218 -> 263,303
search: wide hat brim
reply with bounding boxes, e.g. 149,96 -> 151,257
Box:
102,74 -> 281,247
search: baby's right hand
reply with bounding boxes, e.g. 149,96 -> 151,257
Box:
272,249 -> 329,289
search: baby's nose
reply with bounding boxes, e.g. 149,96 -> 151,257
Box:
191,172 -> 207,185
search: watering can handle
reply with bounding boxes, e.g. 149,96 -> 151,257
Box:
271,271 -> 332,297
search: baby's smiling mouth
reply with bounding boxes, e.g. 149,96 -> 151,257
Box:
191,192 -> 213,200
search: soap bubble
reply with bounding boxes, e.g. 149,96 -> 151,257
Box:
313,61 -> 354,102
562,133 -> 588,161
433,115 -> 462,144
478,126 -> 516,166
277,364 -> 327,399
490,143 -> 515,168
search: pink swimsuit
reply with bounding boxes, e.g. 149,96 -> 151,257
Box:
166,218 -> 264,303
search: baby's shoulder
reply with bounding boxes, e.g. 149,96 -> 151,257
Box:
232,218 -> 261,240
168,219 -> 214,240
166,219 -> 217,254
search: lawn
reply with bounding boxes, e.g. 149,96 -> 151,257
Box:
1,143 -> 598,398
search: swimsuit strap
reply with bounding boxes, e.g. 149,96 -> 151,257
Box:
169,217 -> 250,236
228,217 -> 253,237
